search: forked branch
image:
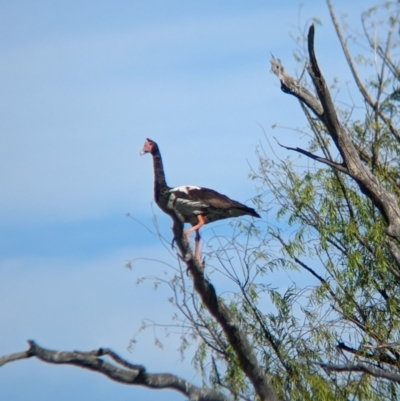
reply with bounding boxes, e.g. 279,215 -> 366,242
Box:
0,340 -> 230,401
271,24 -> 400,241
171,218 -> 279,401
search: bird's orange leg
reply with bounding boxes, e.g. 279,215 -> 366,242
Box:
184,214 -> 205,263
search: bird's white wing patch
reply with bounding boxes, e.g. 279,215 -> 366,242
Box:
167,191 -> 207,216
175,197 -> 207,208
170,185 -> 201,194
173,197 -> 208,215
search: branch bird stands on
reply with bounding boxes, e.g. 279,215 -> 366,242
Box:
140,138 -> 260,264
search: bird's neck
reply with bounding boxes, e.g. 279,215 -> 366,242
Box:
152,151 -> 168,196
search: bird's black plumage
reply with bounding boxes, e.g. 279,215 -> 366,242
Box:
141,138 -> 260,262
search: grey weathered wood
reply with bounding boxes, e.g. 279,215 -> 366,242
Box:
271,24 -> 400,242
0,341 -> 231,401
172,220 -> 279,401
316,361 -> 400,383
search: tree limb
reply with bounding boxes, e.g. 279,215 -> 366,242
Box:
270,57 -> 324,119
385,239 -> 400,276
326,0 -> 400,143
0,340 -> 231,401
326,0 -> 375,111
336,341 -> 398,366
317,361 -> 400,384
274,137 -> 349,174
1,216 -> 278,401
0,349 -> 33,366
171,220 -> 279,401
271,25 -> 400,241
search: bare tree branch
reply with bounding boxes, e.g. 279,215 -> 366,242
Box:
0,341 -> 231,401
273,137 -> 350,174
336,341 -> 398,366
326,0 -> 375,109
171,220 -> 279,401
270,57 -> 324,119
1,205 -> 279,401
0,349 -> 33,366
326,0 -> 400,143
317,361 -> 400,384
271,24 -> 400,242
384,239 -> 400,278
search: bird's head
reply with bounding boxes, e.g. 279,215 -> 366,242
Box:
140,138 -> 158,155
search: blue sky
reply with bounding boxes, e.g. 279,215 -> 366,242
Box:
1,1 -> 376,400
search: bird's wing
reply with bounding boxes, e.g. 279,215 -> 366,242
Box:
168,186 -> 208,214
169,186 -> 259,214
167,186 -> 260,223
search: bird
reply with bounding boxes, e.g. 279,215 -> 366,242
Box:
140,138 -> 260,263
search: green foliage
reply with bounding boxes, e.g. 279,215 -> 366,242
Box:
134,2 -> 400,400
244,2 -> 400,399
